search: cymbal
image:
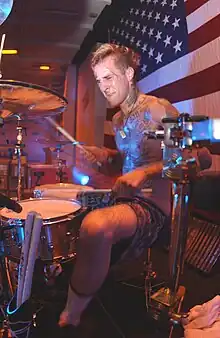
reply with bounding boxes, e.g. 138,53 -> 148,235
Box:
36,138 -> 83,146
36,138 -> 72,146
0,0 -> 14,25
0,80 -> 68,120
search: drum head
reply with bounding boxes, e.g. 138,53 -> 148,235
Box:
33,183 -> 94,200
0,199 -> 81,221
35,183 -> 94,190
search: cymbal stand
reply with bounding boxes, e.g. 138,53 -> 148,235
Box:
145,114 -> 208,331
14,115 -> 24,201
55,144 -> 66,183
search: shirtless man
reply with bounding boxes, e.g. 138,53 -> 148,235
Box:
58,44 -> 208,327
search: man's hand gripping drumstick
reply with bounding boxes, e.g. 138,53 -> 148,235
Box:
45,116 -> 102,168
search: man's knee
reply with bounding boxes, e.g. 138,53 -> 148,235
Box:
80,209 -> 114,240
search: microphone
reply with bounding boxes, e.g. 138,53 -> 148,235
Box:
0,193 -> 22,213
197,147 -> 212,170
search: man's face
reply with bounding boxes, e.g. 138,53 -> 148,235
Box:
93,56 -> 132,107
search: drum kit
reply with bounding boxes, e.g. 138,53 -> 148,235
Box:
0,78 -> 218,336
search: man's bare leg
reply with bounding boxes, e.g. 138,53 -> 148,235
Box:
59,204 -> 138,327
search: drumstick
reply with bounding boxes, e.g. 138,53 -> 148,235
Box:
0,34 -> 6,78
45,116 -> 102,167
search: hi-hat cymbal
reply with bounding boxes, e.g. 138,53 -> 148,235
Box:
0,80 -> 68,120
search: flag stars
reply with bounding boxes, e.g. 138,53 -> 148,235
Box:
147,11 -> 153,20
121,30 -> 125,36
154,12 -> 161,22
141,10 -> 146,18
163,15 -> 170,26
155,31 -> 162,42
130,21 -> 135,28
148,47 -> 154,58
142,25 -> 147,34
170,0 -> 178,10
136,40 -> 141,48
155,52 -> 163,64
125,33 -> 130,39
173,40 -> 183,53
164,35 -> 172,47
153,0 -> 159,4
172,18 -> 180,29
136,23 -> 141,31
129,8 -> 134,14
116,28 -> 120,34
112,26 -> 115,32
141,64 -> 147,73
130,36 -> 135,44
140,0 -> 145,3
148,28 -> 154,37
146,0 -> 151,4
142,44 -> 148,52
135,9 -> 140,15
161,0 -> 167,6
125,19 -> 129,26
120,18 -> 124,24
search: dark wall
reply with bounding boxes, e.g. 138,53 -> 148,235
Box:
72,0 -> 128,65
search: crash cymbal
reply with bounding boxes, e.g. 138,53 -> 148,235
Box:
0,0 -> 14,25
0,80 -> 68,119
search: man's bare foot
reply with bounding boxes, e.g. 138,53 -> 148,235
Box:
58,286 -> 93,327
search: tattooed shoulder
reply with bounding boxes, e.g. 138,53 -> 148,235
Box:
138,95 -> 179,121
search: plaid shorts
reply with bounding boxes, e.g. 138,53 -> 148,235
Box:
110,197 -> 167,264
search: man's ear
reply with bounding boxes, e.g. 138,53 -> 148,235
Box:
126,67 -> 135,82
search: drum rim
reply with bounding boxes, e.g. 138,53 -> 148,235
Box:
0,198 -> 82,224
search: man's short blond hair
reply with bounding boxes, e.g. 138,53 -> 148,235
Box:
91,43 -> 140,80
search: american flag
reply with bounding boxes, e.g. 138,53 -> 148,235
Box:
104,0 -> 220,171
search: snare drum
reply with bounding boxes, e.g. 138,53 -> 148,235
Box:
0,198 -> 87,262
33,183 -> 94,200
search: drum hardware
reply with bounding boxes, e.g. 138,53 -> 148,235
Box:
0,80 -> 68,199
144,113 -> 213,331
34,171 -> 44,186
14,115 -> 25,201
43,263 -> 63,286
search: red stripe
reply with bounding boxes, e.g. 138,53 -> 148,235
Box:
189,14 -> 220,52
185,0 -> 209,16
147,62 -> 220,104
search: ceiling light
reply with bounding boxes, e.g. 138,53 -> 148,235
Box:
2,49 -> 18,55
39,65 -> 50,70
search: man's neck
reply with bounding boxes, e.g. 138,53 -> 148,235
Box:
120,87 -> 140,118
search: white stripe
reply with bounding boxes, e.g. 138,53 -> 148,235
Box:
187,0 -> 220,34
104,120 -> 114,136
173,91 -> 220,118
138,37 -> 220,94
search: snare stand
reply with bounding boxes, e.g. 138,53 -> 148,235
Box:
145,114 -> 208,333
